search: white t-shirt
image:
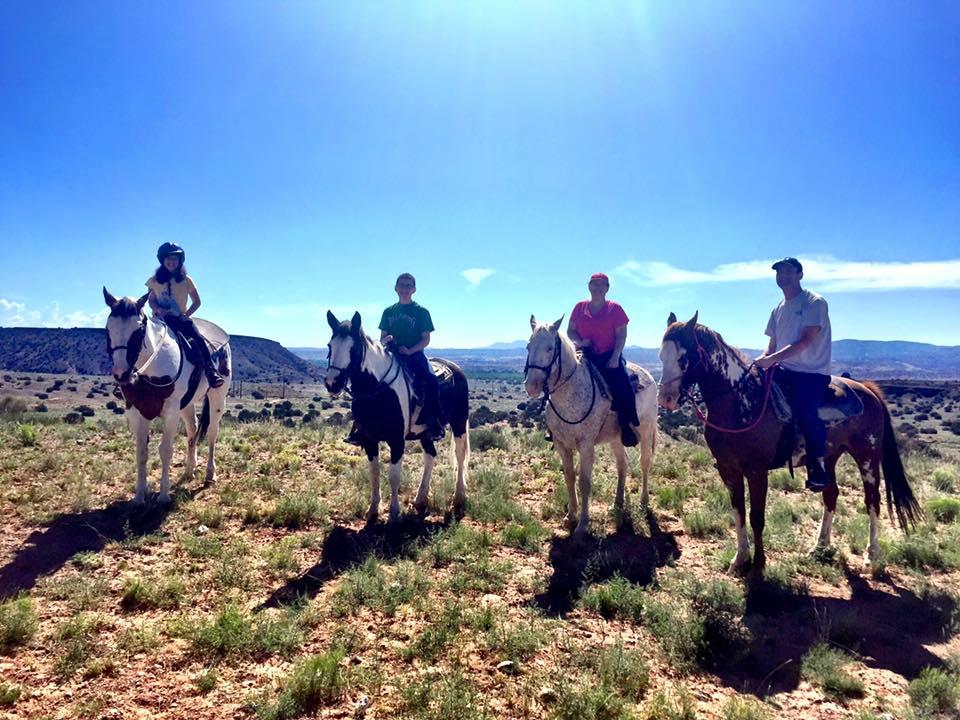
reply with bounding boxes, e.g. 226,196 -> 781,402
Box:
764,289 -> 831,375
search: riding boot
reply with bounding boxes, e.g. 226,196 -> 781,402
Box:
805,457 -> 833,492
620,424 -> 639,447
344,421 -> 363,446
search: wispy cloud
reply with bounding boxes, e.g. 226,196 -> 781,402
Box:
0,298 -> 25,312
461,268 -> 495,289
615,257 -> 960,291
0,299 -> 109,328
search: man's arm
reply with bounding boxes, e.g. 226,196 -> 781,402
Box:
609,325 -> 627,367
400,331 -> 430,355
756,326 -> 820,368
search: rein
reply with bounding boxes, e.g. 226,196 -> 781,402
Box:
672,329 -> 777,434
109,317 -> 184,388
525,334 -> 599,425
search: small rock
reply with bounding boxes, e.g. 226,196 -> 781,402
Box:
538,686 -> 557,703
197,524 -> 209,534
496,660 -> 516,674
354,693 -> 370,718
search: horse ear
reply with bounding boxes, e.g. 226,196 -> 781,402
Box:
326,310 -> 339,332
103,287 -> 117,308
529,315 -> 537,331
686,311 -> 699,328
550,315 -> 564,333
136,293 -> 149,312
667,312 -> 677,326
350,312 -> 362,335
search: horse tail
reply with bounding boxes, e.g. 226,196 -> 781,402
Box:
864,381 -> 922,531
198,395 -> 211,443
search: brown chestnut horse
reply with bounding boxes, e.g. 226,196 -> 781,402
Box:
658,312 -> 920,574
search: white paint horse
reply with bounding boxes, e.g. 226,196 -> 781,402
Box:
324,311 -> 470,524
525,316 -> 658,536
103,288 -> 231,504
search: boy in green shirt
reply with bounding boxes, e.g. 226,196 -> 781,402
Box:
345,273 -> 444,444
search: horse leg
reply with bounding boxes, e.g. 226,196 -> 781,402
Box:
181,406 -> 198,478
746,469 -> 769,574
129,411 -> 150,505
558,445 -> 578,530
414,439 -> 436,516
574,442 -> 595,536
815,455 -> 841,551
157,409 -> 181,504
452,429 -> 469,514
857,453 -> 883,564
612,441 -> 628,512
388,442 -> 404,523
365,448 -> 381,525
204,385 -> 229,484
721,465 -> 751,574
638,418 -> 656,507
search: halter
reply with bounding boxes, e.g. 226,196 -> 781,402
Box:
524,333 -> 599,425
664,327 -> 776,434
328,335 -> 403,395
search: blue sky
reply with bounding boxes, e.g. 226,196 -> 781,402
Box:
2,2 -> 958,349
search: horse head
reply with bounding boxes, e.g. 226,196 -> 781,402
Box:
524,315 -> 564,398
658,310 -> 701,410
103,287 -> 149,384
324,310 -> 363,396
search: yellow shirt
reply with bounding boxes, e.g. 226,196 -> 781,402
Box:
145,275 -> 197,316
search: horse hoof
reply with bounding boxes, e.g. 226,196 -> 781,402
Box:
564,516 -> 577,531
640,492 -> 650,508
728,558 -> 749,576
413,500 -> 428,516
157,493 -> 172,505
572,523 -> 589,538
132,495 -> 146,507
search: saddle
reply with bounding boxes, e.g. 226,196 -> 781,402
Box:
769,376 -> 864,472
166,318 -> 229,409
771,375 -> 864,426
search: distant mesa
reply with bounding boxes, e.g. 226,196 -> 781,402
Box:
0,327 -> 321,383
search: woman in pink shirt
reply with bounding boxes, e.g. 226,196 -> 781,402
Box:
568,273 -> 639,446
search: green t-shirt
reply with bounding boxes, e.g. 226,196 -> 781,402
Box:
378,302 -> 435,348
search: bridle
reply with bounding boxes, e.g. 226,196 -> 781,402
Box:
661,328 -> 776,434
524,333 -> 599,425
107,315 -> 182,388
327,335 -> 403,396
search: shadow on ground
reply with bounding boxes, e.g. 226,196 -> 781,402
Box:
717,565 -> 954,696
0,489 -> 192,598
259,513 -> 448,610
534,508 -> 682,616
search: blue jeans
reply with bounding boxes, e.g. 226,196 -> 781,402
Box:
776,367 -> 830,461
401,350 -> 441,425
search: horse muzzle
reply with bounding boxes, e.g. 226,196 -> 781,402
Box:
524,377 -> 542,398
658,384 -> 679,411
324,373 -> 345,396
113,368 -> 137,386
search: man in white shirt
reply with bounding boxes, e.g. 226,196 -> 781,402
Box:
756,257 -> 833,491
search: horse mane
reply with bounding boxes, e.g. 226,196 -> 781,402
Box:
111,297 -> 142,319
663,321 -> 758,381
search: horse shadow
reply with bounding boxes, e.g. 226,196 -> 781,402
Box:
258,514 -> 448,610
534,509 -> 682,616
0,489 -> 193,599
716,565 -> 955,696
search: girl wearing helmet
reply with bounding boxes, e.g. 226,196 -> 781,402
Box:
146,243 -> 225,388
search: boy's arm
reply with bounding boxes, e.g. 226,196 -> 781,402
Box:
400,331 -> 430,355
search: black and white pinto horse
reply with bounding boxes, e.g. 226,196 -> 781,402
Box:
324,311 -> 470,523
525,316 -> 659,536
103,288 -> 231,504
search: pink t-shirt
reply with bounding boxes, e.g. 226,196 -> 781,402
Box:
571,301 -> 629,354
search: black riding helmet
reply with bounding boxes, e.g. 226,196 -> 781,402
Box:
157,242 -> 185,264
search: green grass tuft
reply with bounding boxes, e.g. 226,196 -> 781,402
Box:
908,666 -> 960,717
0,595 -> 38,653
800,643 -> 865,700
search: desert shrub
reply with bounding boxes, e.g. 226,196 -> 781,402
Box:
402,602 -> 464,662
251,390 -> 265,400
331,557 -> 430,617
0,595 -> 38,653
14,423 -> 38,447
34,403 -> 48,412
501,517 -> 549,552
120,575 -> 186,610
932,467 -> 958,493
266,493 -> 327,529
0,396 -> 27,416
191,605 -> 255,658
928,497 -> 960,523
0,682 -> 20,706
908,667 -> 959,717
581,575 -> 646,621
722,696 -> 772,720
74,404 -> 95,417
53,613 -> 103,678
641,684 -> 698,720
472,426 -> 509,452
253,648 -> 347,720
63,412 -> 84,424
592,640 -> 649,702
800,643 -> 865,700
683,508 -> 727,538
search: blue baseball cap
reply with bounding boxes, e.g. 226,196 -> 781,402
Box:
772,257 -> 803,273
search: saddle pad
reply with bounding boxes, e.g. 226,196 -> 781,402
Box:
192,318 -> 230,353
772,375 -> 864,426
